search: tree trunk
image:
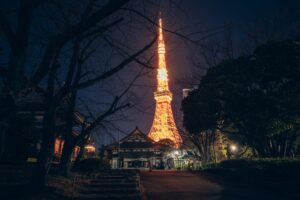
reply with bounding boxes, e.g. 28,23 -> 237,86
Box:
30,60 -> 58,189
58,88 -> 78,176
0,128 -> 6,161
30,106 -> 56,189
74,140 -> 85,166
59,134 -> 77,176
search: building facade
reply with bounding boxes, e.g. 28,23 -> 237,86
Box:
102,127 -> 174,169
101,127 -> 204,170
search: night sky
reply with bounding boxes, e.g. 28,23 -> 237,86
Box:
1,0 -> 300,147
104,0 -> 300,146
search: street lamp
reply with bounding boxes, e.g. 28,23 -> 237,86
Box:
174,150 -> 180,156
172,150 -> 181,169
226,144 -> 238,159
230,145 -> 237,152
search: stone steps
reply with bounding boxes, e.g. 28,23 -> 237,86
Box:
74,193 -> 140,200
91,178 -> 139,182
89,179 -> 137,184
86,182 -> 138,188
72,171 -> 141,200
79,186 -> 139,194
90,176 -> 138,180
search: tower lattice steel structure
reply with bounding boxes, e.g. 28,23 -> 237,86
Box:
148,18 -> 182,148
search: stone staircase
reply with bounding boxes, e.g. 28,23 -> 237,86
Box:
74,170 -> 141,200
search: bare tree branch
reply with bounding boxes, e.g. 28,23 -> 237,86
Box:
122,8 -> 229,47
53,39 -> 81,104
80,96 -> 131,141
31,0 -> 130,84
103,35 -> 154,69
6,0 -> 45,89
0,11 -> 15,47
76,36 -> 157,89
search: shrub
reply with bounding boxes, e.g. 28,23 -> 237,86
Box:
201,162 -> 218,170
219,158 -> 300,180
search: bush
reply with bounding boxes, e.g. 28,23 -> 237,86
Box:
219,158 -> 300,181
73,158 -> 110,172
201,162 -> 218,170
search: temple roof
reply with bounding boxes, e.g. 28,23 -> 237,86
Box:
120,127 -> 154,143
105,127 -> 158,149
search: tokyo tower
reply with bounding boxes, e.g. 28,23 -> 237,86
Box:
148,18 -> 182,148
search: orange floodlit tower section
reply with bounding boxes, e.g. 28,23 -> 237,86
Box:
148,18 -> 182,148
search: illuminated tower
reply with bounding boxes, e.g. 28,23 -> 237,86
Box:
148,18 -> 182,148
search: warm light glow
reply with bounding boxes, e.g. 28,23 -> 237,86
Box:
174,150 -> 180,156
158,68 -> 168,81
148,17 -> 182,148
230,145 -> 237,152
85,144 -> 96,153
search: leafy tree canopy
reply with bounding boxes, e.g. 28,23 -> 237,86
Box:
182,38 -> 300,157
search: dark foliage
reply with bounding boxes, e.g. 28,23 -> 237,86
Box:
219,158 -> 300,181
201,158 -> 300,197
0,114 -> 40,164
182,38 -> 300,157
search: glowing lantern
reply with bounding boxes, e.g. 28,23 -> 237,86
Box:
85,144 -> 96,153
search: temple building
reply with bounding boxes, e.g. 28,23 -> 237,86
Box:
101,127 -> 166,169
0,86 -> 96,163
101,127 -> 200,169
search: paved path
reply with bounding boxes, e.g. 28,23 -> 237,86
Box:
140,170 -> 284,200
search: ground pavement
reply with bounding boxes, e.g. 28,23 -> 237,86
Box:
140,170 -> 287,200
